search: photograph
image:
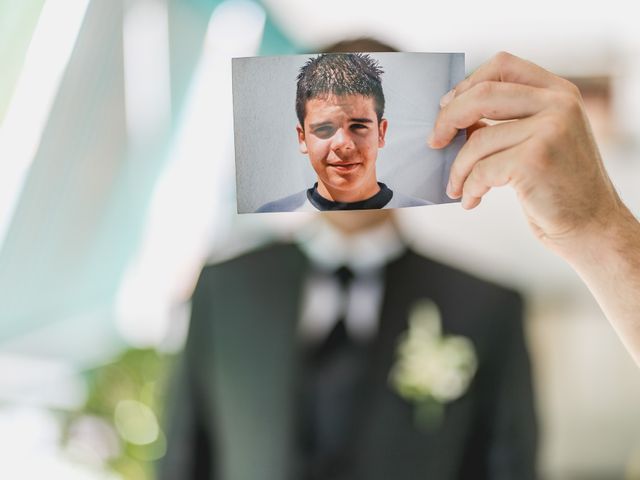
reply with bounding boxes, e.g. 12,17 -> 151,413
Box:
232,52 -> 465,213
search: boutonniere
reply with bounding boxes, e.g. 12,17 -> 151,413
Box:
389,299 -> 477,430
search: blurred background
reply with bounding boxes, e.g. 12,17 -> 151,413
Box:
1,0 -> 639,478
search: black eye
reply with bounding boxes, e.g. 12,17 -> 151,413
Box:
314,126 -> 335,139
351,123 -> 368,131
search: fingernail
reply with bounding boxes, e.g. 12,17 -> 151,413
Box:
439,88 -> 455,108
447,182 -> 461,199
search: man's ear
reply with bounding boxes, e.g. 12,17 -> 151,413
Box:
378,118 -> 388,148
297,124 -> 308,154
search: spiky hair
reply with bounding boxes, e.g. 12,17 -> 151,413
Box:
295,53 -> 385,127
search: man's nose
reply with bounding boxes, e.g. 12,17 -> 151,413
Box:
330,128 -> 354,152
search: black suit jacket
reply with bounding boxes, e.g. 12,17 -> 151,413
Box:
159,244 -> 538,480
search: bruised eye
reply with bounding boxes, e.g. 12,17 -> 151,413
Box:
313,126 -> 336,139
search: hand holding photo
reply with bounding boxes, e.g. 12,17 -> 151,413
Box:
232,52 -> 465,213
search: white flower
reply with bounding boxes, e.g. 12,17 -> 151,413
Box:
389,300 -> 477,406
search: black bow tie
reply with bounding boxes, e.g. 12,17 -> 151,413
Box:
308,265 -> 355,362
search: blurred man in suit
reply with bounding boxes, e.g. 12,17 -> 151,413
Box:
159,39 -> 538,480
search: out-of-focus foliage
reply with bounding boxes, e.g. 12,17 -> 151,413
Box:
63,349 -> 175,480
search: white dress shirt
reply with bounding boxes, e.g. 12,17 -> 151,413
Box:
296,220 -> 406,344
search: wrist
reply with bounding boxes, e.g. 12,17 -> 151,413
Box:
562,203 -> 640,273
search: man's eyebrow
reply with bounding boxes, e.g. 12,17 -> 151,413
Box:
349,117 -> 374,123
309,118 -> 374,129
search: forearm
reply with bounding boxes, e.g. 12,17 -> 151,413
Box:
564,206 -> 640,365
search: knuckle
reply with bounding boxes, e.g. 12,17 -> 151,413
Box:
493,51 -> 514,68
526,137 -> 552,170
473,80 -> 495,99
456,76 -> 471,92
465,128 -> 483,152
561,78 -> 582,98
479,80 -> 495,95
538,112 -> 567,140
468,125 -> 492,155
545,85 -> 583,122
556,89 -> 582,115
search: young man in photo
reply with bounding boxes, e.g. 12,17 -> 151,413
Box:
257,53 -> 430,212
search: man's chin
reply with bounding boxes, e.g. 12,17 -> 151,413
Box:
320,182 -> 366,201
322,175 -> 367,196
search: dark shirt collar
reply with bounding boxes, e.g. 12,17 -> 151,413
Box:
307,182 -> 393,211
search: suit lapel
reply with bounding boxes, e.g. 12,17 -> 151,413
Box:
208,245 -> 309,480
349,250 -> 475,479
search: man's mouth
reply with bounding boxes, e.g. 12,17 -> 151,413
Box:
328,162 -> 360,173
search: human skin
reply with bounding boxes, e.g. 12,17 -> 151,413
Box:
429,51 -> 640,365
297,94 -> 388,203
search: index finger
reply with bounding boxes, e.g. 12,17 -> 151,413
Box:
430,81 -> 549,148
429,51 -> 572,149
447,51 -> 570,102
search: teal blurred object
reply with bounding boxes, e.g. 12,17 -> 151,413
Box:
0,0 -> 130,343
258,4 -> 300,56
0,0 -> 300,347
0,0 -> 46,123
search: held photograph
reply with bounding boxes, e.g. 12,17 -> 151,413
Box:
232,52 -> 465,213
